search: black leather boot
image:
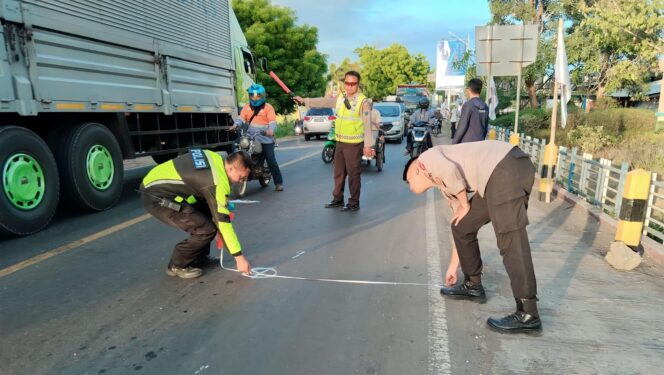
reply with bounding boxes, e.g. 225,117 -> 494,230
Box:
440,275 -> 486,303
487,298 -> 542,333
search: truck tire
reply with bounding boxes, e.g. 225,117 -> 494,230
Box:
0,126 -> 60,236
53,123 -> 123,211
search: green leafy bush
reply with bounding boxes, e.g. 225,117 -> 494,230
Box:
490,108 -> 550,133
567,125 -> 619,153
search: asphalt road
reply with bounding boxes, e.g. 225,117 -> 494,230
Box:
3,135 -> 664,375
1,136 -> 483,375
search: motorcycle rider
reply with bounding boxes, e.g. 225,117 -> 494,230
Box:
233,84 -> 284,191
404,97 -> 435,155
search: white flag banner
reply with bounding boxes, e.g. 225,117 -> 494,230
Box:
555,23 -> 572,128
488,76 -> 498,120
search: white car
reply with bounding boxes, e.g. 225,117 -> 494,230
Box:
303,108 -> 335,141
373,102 -> 405,143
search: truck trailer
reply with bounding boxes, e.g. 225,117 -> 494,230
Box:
0,0 -> 257,236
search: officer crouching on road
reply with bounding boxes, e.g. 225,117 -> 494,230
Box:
139,150 -> 252,279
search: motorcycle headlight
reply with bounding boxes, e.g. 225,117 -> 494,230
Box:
239,136 -> 250,149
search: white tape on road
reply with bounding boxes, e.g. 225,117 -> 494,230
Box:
426,190 -> 452,374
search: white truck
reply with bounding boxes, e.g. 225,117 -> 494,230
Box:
0,0 -> 260,235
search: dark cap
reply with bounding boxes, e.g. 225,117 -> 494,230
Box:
403,155 -> 420,182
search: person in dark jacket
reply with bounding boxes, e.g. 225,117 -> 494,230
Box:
452,79 -> 489,144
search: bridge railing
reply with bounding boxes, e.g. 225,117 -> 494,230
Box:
489,125 -> 664,246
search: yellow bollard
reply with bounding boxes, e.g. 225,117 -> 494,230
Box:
508,133 -> 520,146
538,143 -> 558,202
487,128 -> 497,140
615,169 -> 651,247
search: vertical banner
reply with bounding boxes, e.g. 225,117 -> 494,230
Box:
435,40 -> 466,91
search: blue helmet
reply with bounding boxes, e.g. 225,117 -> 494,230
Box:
247,83 -> 266,107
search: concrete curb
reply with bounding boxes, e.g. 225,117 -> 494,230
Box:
544,180 -> 664,268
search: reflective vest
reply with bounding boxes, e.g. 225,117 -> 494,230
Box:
335,93 -> 366,144
141,150 -> 242,255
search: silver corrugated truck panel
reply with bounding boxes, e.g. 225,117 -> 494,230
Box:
19,0 -> 232,69
31,29 -> 162,104
0,0 -> 238,114
165,57 -> 236,109
0,28 -> 16,104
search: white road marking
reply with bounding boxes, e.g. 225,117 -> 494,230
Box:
426,190 -> 452,374
276,145 -> 321,151
292,251 -> 306,259
280,151 -> 319,167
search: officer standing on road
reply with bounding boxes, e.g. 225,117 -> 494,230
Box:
403,140 -> 541,333
234,83 -> 284,192
140,150 -> 253,279
293,71 -> 375,211
453,79 -> 489,144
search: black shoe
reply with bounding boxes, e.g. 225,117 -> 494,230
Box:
325,200 -> 344,208
487,312 -> 542,333
440,280 -> 486,302
340,204 -> 360,212
190,255 -> 220,269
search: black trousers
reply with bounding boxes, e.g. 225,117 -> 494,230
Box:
333,142 -> 364,206
450,122 -> 457,138
450,148 -> 538,299
143,196 -> 215,268
261,142 -> 283,185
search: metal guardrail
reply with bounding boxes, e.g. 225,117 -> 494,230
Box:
489,126 -> 664,246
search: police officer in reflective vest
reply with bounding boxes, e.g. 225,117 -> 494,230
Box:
139,150 -> 252,279
294,71 -> 375,211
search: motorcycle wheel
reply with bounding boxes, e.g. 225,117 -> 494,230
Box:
376,148 -> 383,172
259,159 -> 271,187
322,145 -> 335,163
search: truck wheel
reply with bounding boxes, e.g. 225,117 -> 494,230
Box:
0,126 -> 60,236
53,123 -> 123,211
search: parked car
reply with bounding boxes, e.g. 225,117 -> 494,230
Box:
373,102 -> 405,143
303,108 -> 336,140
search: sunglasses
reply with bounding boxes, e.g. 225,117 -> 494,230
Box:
344,81 -> 359,87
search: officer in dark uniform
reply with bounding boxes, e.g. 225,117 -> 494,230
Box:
140,150 -> 252,279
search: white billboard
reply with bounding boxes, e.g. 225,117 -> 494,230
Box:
435,40 -> 466,91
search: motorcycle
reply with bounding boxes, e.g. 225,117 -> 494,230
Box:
233,128 -> 271,197
431,117 -> 442,137
322,126 -> 384,172
363,130 -> 386,172
294,119 -> 303,136
410,120 -> 430,158
321,126 -> 336,163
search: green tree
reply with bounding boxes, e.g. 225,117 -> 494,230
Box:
232,0 -> 328,114
567,0 -> 664,99
354,44 -> 430,101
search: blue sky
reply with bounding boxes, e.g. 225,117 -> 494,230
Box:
270,0 -> 492,68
